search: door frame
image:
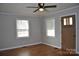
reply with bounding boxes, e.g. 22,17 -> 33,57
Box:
60,13 -> 77,53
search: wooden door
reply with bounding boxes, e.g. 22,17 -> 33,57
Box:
61,15 -> 76,50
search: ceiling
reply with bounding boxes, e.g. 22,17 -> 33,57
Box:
0,3 -> 79,16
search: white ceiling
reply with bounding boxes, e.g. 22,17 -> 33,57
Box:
0,3 -> 79,16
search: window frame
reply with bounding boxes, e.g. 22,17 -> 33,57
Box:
46,18 -> 55,37
63,16 -> 73,26
16,19 -> 29,38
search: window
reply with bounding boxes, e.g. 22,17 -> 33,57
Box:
46,19 -> 55,37
69,17 -> 73,25
63,17 -> 73,26
63,18 -> 66,25
16,20 -> 29,37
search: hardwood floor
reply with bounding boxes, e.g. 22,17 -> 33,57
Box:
0,44 -> 78,56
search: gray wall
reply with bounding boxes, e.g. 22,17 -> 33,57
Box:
42,6 -> 79,53
0,14 -> 41,49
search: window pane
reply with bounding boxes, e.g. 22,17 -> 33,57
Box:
69,17 -> 73,25
64,18 -> 66,25
17,20 -> 29,29
17,31 -> 29,37
47,29 -> 55,37
46,19 -> 55,37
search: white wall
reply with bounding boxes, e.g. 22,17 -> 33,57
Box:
42,6 -> 79,53
0,14 -> 41,50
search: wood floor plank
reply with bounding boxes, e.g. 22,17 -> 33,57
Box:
0,44 -> 78,56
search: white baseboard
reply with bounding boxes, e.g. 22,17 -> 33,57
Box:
0,42 -> 42,51
0,42 -> 61,51
43,43 -> 61,49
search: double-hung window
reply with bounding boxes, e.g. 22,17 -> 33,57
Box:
16,20 -> 29,37
46,19 -> 55,37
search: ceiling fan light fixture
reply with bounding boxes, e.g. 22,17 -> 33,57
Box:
39,8 -> 44,11
27,3 -> 57,13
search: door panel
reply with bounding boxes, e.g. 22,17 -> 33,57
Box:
61,15 -> 76,50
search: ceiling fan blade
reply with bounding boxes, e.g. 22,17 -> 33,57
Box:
38,3 -> 41,7
38,3 -> 44,8
33,8 -> 39,13
44,5 -> 56,8
26,6 -> 38,8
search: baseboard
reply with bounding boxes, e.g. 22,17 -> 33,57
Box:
0,42 -> 42,51
42,43 -> 61,49
0,42 -> 61,51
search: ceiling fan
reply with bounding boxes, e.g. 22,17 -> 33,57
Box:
26,3 -> 57,13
